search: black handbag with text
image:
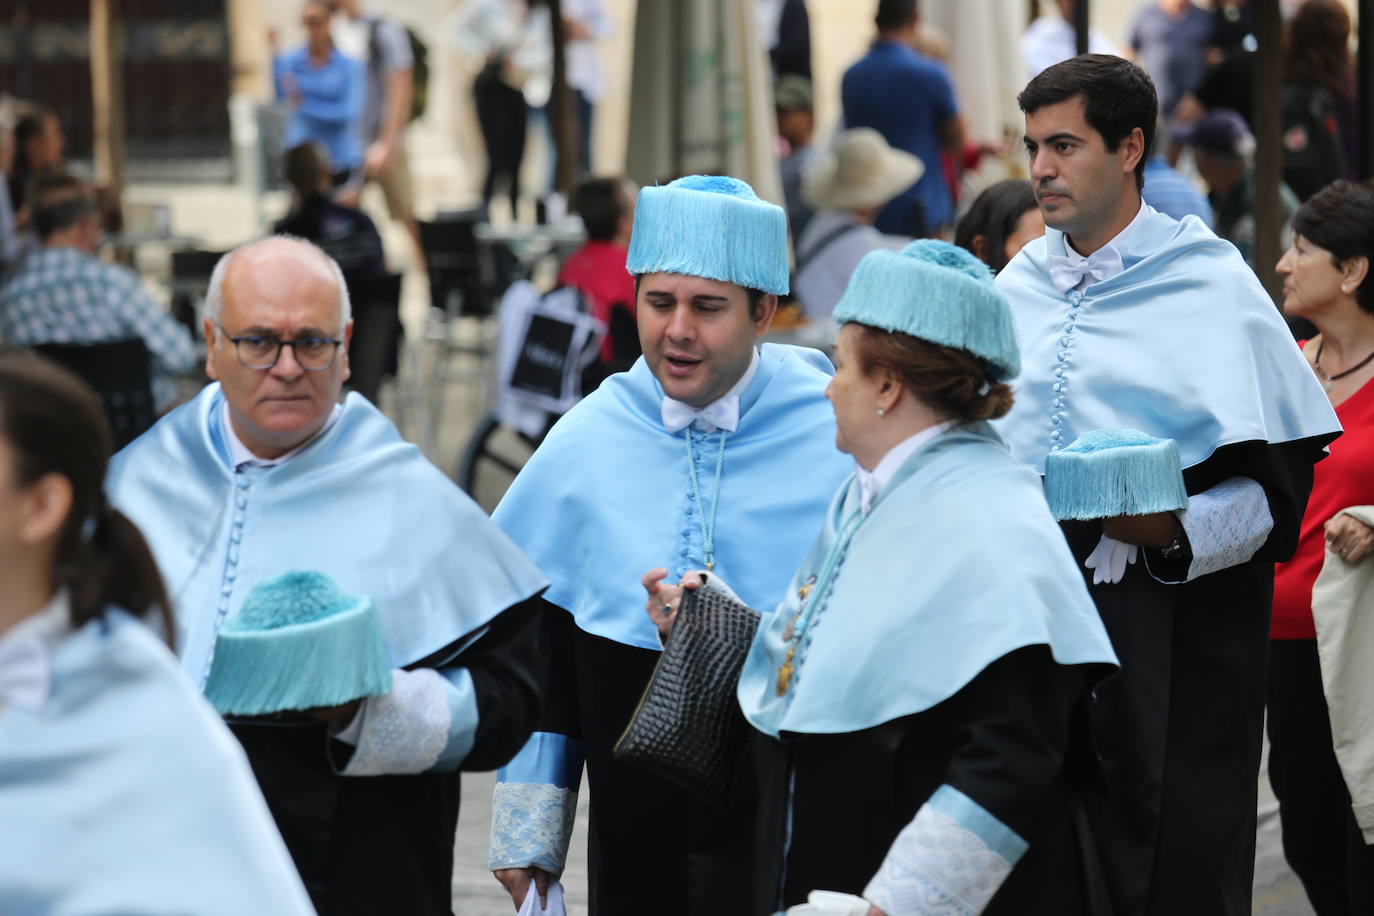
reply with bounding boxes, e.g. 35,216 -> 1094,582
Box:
613,582 -> 761,806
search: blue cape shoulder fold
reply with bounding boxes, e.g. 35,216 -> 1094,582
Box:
494,343 -> 854,650
107,384 -> 547,683
994,208 -> 1340,475
0,610 -> 314,914
739,422 -> 1118,737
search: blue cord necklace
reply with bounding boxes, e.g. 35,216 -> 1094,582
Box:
685,426 -> 729,571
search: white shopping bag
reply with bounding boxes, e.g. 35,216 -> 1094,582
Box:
786,889 -> 871,915
518,881 -> 567,916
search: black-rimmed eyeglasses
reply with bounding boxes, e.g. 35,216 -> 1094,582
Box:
216,324 -> 343,371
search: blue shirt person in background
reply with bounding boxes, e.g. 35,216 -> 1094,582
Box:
1141,152 -> 1213,225
841,0 -> 963,238
274,0 -> 364,190
1128,0 -> 1216,119
0,353 -> 314,916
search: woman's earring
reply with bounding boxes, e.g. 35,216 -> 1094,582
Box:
876,407 -> 886,417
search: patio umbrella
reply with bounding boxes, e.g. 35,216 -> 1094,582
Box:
626,0 -> 783,204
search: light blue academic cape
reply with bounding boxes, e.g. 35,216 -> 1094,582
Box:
0,610 -> 316,915
107,384 -> 547,688
740,422 -> 1118,738
994,209 -> 1339,475
494,343 -> 851,651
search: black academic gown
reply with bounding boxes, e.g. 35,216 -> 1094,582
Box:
1064,439 -> 1325,916
536,602 -> 757,916
753,646 -> 1111,916
229,598 -> 544,916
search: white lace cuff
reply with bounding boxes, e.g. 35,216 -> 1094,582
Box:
863,785 -> 1025,916
337,668 -> 452,776
489,782 -> 578,876
1148,476 -> 1272,584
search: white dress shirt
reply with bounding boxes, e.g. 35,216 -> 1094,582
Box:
856,421 -> 957,515
661,347 -> 760,434
223,400 -> 342,469
0,592 -> 70,714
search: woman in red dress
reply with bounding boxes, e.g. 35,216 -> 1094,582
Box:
1270,179 -> 1374,916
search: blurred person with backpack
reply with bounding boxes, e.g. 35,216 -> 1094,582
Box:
328,0 -> 427,266
1281,0 -> 1356,202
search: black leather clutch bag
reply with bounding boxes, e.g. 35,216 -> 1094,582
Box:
613,582 -> 761,806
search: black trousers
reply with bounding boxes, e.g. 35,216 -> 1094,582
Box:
474,62 -> 527,212
1267,638 -> 1374,916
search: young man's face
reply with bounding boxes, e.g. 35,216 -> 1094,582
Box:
636,272 -> 776,408
1023,95 -> 1143,245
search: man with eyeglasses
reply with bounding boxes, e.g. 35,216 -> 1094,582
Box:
107,235 -> 549,916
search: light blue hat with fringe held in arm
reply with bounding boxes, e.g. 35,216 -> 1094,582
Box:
1043,428 -> 1190,521
203,570 -> 392,716
832,239 -> 1021,380
626,174 -> 790,295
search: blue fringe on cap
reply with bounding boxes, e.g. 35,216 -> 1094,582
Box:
203,571 -> 393,716
626,175 -> 790,295
1043,428 -> 1190,521
832,240 -> 1021,380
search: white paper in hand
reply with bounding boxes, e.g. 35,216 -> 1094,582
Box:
786,889 -> 872,915
518,881 -> 567,916
1083,534 -> 1139,585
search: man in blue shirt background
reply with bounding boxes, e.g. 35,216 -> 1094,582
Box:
841,0 -> 963,238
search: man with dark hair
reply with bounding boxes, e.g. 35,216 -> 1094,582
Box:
994,54 -> 1341,916
274,142 -> 385,282
0,174 -> 194,409
487,175 -> 850,916
841,0 -> 963,237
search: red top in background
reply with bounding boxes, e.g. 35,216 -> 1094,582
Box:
558,240 -> 636,364
1272,365 -> 1374,639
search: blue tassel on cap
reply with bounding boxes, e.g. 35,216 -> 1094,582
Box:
203,570 -> 393,716
626,175 -> 790,295
1043,428 -> 1190,521
832,239 -> 1021,380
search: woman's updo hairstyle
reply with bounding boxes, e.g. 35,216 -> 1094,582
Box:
832,239 -> 1022,424
850,325 -> 1015,422
0,349 -> 172,640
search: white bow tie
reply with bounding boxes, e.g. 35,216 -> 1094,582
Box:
0,633 -> 50,713
1047,246 -> 1124,293
661,396 -> 740,434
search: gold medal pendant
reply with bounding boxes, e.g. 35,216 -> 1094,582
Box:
775,646 -> 795,696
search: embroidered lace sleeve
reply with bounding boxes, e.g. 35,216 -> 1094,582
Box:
333,667 -> 457,776
489,781 -> 579,876
863,786 -> 1025,916
1146,476 -> 1273,584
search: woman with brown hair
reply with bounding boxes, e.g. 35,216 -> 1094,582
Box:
1282,0 -> 1357,200
0,352 -> 313,914
647,241 -> 1117,915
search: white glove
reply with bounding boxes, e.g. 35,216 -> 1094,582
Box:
787,890 -> 872,915
1083,534 -> 1139,585
518,882 -> 566,916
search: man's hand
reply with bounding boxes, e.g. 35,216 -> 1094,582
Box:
1102,511 -> 1181,549
1326,513 -> 1374,565
364,139 -> 393,177
641,568 -> 704,639
494,867 -> 551,912
305,698 -> 362,724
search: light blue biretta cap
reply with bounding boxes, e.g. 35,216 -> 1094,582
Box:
626,175 -> 790,295
831,239 -> 1021,380
203,570 -> 392,716
1043,428 -> 1190,521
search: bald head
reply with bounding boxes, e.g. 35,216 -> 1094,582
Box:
206,235 -> 350,335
